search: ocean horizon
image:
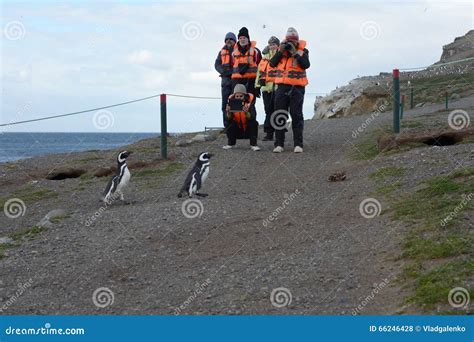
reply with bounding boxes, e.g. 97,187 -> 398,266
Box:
0,132 -> 161,163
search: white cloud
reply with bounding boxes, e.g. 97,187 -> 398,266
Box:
128,49 -> 153,65
1,0 -> 473,132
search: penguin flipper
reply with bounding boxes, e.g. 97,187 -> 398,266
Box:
103,175 -> 119,199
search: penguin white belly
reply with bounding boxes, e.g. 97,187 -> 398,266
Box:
201,166 -> 209,184
117,167 -> 131,192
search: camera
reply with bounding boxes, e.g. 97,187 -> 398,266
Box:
284,42 -> 293,51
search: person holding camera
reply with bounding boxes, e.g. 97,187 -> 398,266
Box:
269,27 -> 310,153
223,84 -> 260,151
215,32 -> 236,128
231,27 -> 262,120
255,36 -> 280,141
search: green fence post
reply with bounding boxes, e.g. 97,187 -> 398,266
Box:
410,86 -> 414,109
445,91 -> 449,110
160,93 -> 168,159
393,69 -> 400,133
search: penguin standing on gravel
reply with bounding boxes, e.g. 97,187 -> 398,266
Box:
102,150 -> 132,204
178,152 -> 213,198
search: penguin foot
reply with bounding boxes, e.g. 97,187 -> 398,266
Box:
196,193 -> 208,197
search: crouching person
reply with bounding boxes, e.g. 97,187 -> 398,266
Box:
223,84 -> 260,151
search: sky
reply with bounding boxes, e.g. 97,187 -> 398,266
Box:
0,0 -> 473,133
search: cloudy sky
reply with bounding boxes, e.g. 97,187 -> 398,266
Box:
1,0 -> 473,133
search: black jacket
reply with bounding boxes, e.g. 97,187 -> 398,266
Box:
215,46 -> 233,78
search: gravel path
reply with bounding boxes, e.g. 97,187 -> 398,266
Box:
1,97 -> 472,315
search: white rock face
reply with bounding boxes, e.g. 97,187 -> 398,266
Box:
313,76 -> 391,119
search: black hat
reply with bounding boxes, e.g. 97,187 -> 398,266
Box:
238,27 -> 250,40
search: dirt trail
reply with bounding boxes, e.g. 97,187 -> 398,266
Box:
2,98 -> 472,315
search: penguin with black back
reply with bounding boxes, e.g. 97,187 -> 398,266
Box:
102,150 -> 132,204
178,152 -> 213,198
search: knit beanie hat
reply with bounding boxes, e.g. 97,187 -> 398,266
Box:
285,27 -> 299,42
268,36 -> 280,45
238,27 -> 250,40
224,32 -> 236,42
233,84 -> 247,94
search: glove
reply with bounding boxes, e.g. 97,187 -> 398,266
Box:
238,64 -> 249,75
258,78 -> 266,87
262,46 -> 270,55
245,111 -> 251,119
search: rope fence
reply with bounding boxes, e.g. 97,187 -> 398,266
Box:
1,55 -> 472,155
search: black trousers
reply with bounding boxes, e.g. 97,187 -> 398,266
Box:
231,78 -> 257,120
221,79 -> 233,127
226,119 -> 259,146
274,84 -> 305,148
262,90 -> 275,135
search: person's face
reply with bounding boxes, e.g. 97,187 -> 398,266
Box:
269,43 -> 278,51
234,93 -> 244,100
225,39 -> 235,48
239,36 -> 249,46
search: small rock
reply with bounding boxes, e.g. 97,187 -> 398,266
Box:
450,93 -> 460,100
175,139 -> 193,147
0,237 -> 14,245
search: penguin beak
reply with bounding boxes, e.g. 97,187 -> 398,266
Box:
207,153 -> 214,158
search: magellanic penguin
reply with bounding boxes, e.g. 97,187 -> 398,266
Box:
178,152 -> 213,198
102,150 -> 132,204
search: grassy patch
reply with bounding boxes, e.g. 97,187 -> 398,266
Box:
49,214 -> 71,224
77,155 -> 102,163
406,260 -> 474,310
134,162 -> 184,179
375,181 -> 404,195
349,126 -> 392,160
387,167 -> 474,311
369,167 -> 405,180
0,185 -> 57,208
0,226 -> 47,259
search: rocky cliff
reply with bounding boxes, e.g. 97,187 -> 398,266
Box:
314,30 -> 474,119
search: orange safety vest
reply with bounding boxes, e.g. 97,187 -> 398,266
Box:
220,46 -> 232,70
232,41 -> 258,79
257,58 -> 278,83
227,93 -> 254,131
274,40 -> 308,86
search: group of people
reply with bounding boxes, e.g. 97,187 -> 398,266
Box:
214,27 -> 310,153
